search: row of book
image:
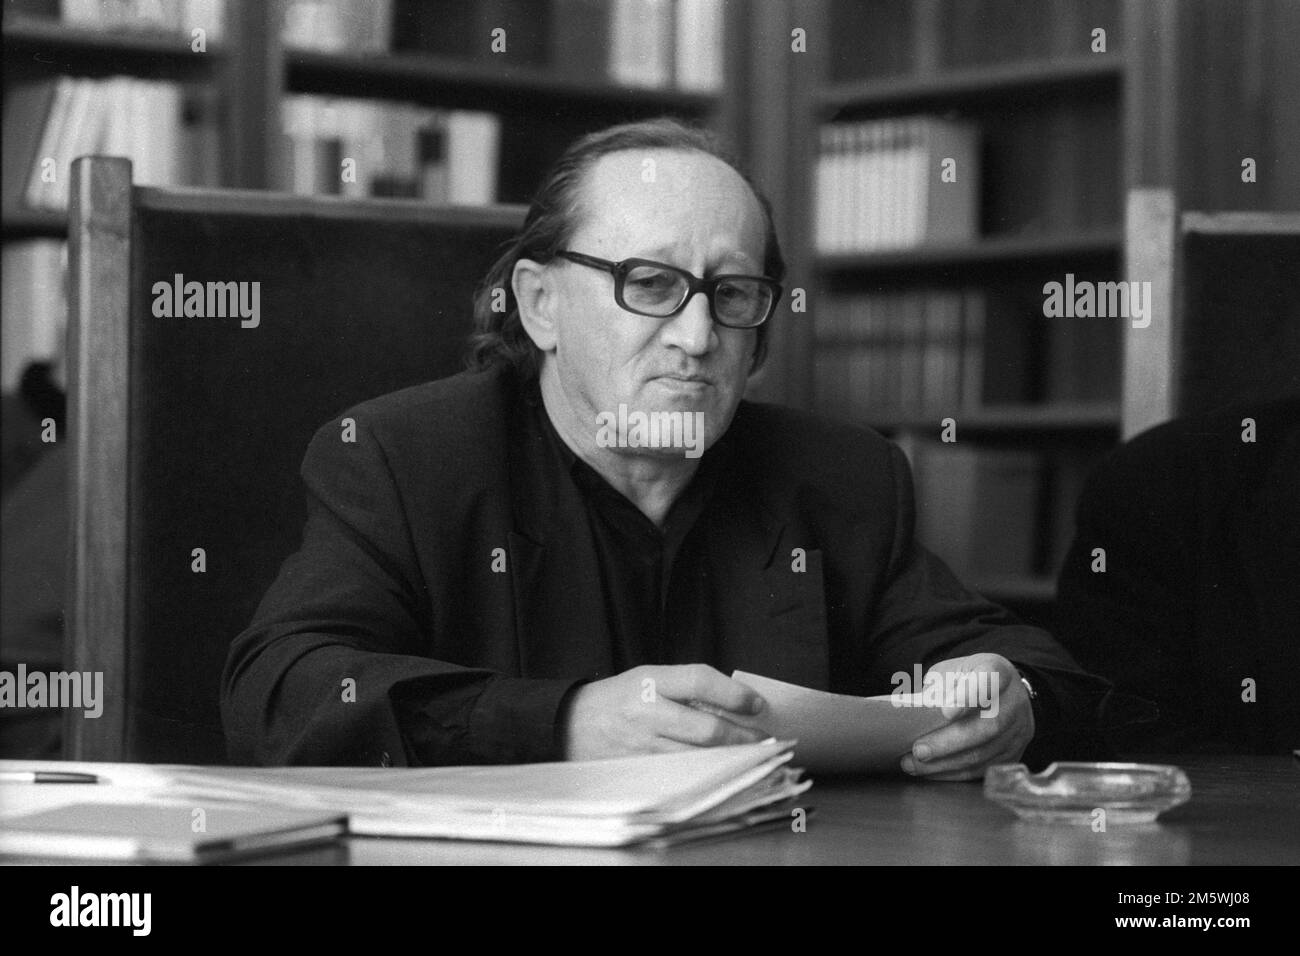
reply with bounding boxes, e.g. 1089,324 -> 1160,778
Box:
281,96 -> 500,204
814,117 -> 980,254
286,0 -> 726,92
826,0 -> 1119,83
282,0 -> 392,53
1,240 -> 65,392
4,76 -> 221,212
812,290 -> 985,419
900,437 -> 1096,581
19,0 -> 226,38
812,285 -> 1123,416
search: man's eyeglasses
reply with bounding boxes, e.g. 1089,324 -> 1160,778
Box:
553,250 -> 782,329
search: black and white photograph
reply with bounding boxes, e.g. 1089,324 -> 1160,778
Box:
0,0 -> 1296,917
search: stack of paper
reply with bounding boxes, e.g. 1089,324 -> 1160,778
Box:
0,740 -> 809,850
163,739 -> 808,847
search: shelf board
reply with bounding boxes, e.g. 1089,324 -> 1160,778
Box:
817,229 -> 1121,276
286,48 -> 718,117
820,54 -> 1123,116
969,574 -> 1057,604
2,207 -> 68,239
2,15 -> 224,78
866,402 -> 1121,433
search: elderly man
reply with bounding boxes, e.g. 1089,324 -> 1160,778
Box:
222,118 -> 1108,777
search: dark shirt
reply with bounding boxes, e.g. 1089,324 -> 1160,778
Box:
395,383 -> 723,763
533,384 -> 719,671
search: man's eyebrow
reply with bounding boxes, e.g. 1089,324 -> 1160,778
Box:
632,245 -> 764,273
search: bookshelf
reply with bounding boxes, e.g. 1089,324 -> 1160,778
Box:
749,0 -> 1299,627
1,0 -> 739,387
4,0 -> 1295,624
762,0 -> 1133,623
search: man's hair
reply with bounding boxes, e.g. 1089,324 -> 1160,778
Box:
466,117 -> 785,379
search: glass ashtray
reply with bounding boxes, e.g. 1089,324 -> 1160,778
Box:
984,762 -> 1191,824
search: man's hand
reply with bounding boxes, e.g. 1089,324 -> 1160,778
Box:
561,664 -> 768,761
902,653 -> 1034,781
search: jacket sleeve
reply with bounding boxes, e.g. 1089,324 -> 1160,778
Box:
220,418 -> 578,767
863,443 -> 1114,768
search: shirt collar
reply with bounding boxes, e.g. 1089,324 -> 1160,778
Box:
523,373 -> 727,519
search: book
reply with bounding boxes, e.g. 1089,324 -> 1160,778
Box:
814,116 -> 980,254
1,239 -> 66,391
282,0 -> 393,53
446,110 -> 500,205
609,0 -> 674,88
60,0 -> 226,40
0,803 -> 345,863
911,439 -> 1040,579
1,79 -> 58,213
674,0 -> 724,91
17,76 -> 204,210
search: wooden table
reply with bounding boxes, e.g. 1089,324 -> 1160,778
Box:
258,755 -> 1300,865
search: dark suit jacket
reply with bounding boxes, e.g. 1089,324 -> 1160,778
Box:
222,365 -> 1110,767
1056,398 -> 1300,754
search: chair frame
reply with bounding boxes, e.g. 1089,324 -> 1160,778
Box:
63,155 -> 524,759
1121,188 -> 1300,440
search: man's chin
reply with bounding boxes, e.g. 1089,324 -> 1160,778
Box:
592,394 -> 734,460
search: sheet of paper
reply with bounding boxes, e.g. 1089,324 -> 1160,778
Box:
733,671 -> 949,774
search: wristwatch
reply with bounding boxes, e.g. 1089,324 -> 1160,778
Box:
1017,671 -> 1038,703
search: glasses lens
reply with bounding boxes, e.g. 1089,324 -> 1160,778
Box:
712,278 -> 774,327
622,264 -> 688,314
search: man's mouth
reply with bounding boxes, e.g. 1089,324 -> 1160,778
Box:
655,372 -> 712,385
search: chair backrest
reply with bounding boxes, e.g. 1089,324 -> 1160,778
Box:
66,156 -> 524,762
1122,189 -> 1300,439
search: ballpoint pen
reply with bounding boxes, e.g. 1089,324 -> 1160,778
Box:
0,771 -> 101,784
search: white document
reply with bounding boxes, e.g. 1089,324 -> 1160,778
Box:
733,671 -> 950,774
0,741 -> 812,849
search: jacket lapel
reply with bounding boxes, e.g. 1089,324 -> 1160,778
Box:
505,386 -> 615,681
707,488 -> 831,690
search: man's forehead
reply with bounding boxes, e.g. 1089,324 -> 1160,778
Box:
574,148 -> 765,255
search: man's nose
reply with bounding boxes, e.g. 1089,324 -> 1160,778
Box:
659,290 -> 716,356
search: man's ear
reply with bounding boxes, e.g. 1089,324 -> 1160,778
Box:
513,259 -> 557,353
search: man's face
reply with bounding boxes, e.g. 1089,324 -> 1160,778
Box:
540,148 -> 769,458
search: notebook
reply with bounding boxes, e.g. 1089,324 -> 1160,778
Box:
0,803 -> 346,863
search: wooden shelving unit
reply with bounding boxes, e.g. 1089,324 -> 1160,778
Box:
3,13 -> 228,74
760,0 -> 1136,621
820,53 -> 1122,116
0,206 -> 67,240
865,402 -> 1121,436
285,48 -> 718,117
816,229 -> 1120,277
2,1 -> 737,234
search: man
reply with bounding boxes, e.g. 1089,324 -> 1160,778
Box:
1056,397 -> 1300,754
222,119 -> 1109,777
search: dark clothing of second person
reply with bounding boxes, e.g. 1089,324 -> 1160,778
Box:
1056,397 -> 1300,755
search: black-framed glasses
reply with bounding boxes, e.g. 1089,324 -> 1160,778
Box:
554,250 -> 782,329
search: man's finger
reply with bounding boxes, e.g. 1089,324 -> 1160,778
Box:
653,699 -> 769,748
904,732 -> 1017,777
656,664 -> 765,717
910,710 -> 1003,764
